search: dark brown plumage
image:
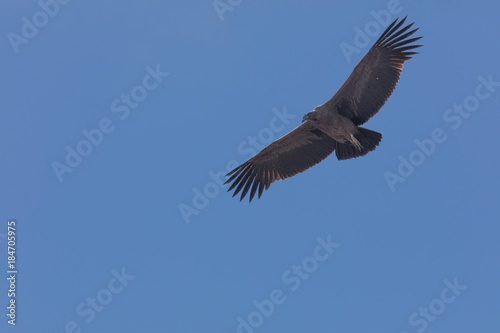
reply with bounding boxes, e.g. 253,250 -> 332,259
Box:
225,17 -> 422,202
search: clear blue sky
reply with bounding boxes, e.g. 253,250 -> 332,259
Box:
1,1 -> 499,332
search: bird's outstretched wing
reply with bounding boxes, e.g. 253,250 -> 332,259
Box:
326,17 -> 422,125
225,122 -> 336,202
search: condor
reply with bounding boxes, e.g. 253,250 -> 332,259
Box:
225,17 -> 422,202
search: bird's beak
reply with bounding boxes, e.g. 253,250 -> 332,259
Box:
303,112 -> 315,123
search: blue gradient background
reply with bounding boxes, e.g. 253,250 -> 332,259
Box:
1,1 -> 499,332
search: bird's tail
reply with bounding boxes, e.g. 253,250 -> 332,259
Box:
335,127 -> 382,160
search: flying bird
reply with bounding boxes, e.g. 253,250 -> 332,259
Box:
225,17 -> 422,202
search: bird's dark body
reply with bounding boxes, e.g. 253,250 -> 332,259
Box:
225,17 -> 423,202
309,105 -> 357,143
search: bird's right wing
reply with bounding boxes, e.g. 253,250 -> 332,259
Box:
225,122 -> 336,202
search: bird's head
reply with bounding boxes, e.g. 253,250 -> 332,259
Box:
302,111 -> 318,123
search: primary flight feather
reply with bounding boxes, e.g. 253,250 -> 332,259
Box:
225,17 -> 422,202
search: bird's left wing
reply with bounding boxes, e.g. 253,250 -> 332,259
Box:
326,17 -> 422,126
225,122 -> 336,202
